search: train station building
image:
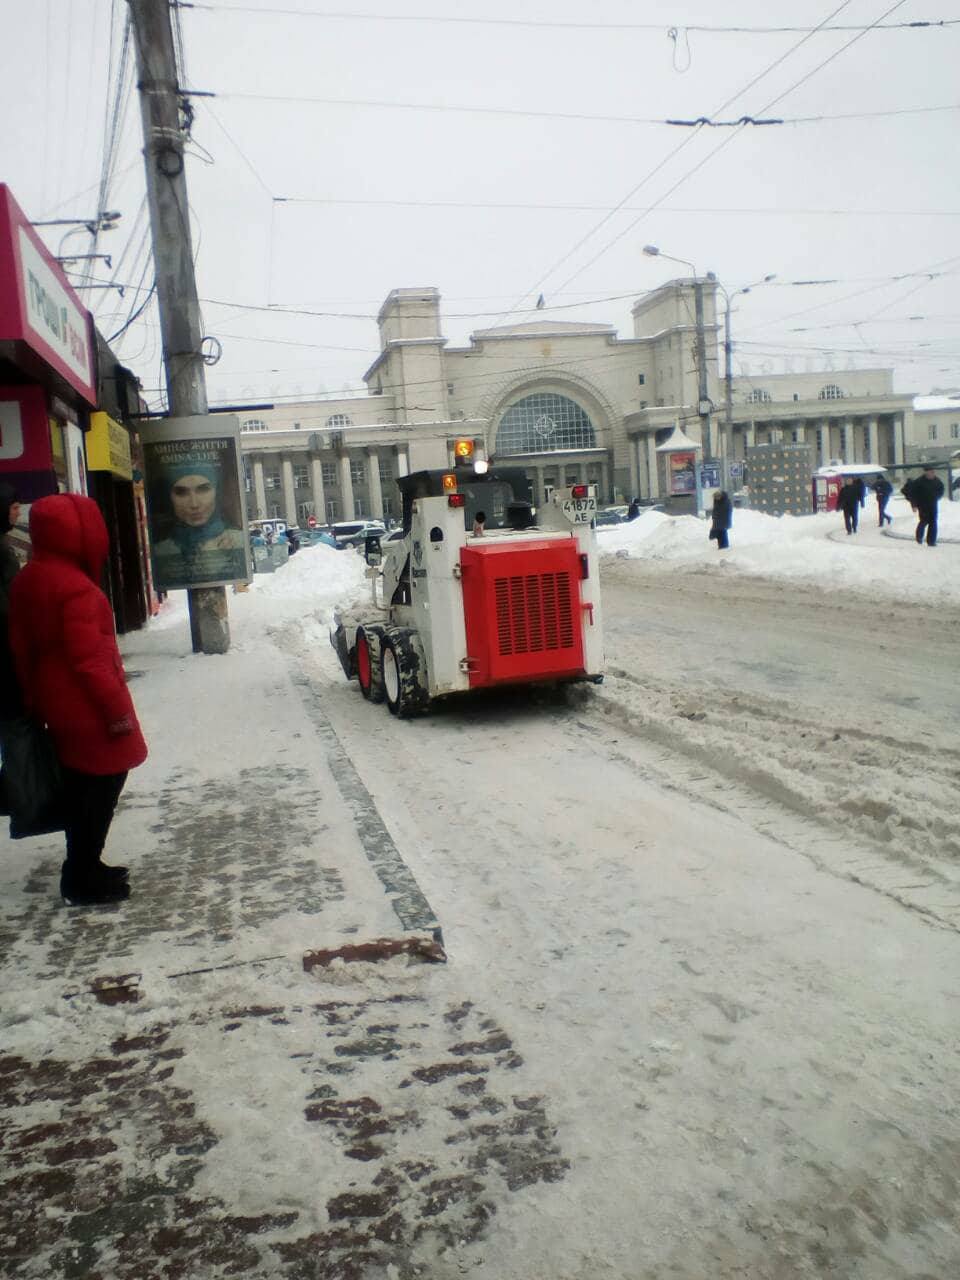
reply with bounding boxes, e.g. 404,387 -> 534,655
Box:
237,283 -> 937,526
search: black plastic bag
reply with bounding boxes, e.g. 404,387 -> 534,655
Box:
0,715 -> 65,839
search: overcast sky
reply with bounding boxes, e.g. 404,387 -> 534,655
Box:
4,0 -> 959,411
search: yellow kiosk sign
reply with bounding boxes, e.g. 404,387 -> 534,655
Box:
87,411 -> 132,480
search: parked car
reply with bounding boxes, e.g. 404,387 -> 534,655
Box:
330,520 -> 388,549
594,506 -> 630,527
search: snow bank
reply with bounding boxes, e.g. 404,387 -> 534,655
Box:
598,498 -> 960,603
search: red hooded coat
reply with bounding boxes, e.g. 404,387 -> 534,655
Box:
9,494 -> 147,775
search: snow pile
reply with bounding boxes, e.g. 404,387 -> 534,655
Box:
242,541 -> 367,627
598,498 -> 960,603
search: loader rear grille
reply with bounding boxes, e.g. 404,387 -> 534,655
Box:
494,572 -> 574,656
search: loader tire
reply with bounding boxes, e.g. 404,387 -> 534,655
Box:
382,628 -> 430,718
356,625 -> 386,703
332,623 -> 354,679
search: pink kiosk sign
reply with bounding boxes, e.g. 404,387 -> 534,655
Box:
0,183 -> 96,407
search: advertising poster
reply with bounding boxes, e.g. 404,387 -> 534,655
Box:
141,415 -> 251,590
668,450 -> 696,495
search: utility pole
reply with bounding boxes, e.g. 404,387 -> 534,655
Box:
129,0 -> 229,654
693,276 -> 712,463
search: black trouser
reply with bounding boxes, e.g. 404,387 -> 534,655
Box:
877,497 -> 890,526
715,528 -> 729,549
916,507 -> 938,546
842,507 -> 858,533
62,768 -> 128,874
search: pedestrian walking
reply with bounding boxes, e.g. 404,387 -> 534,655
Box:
708,490 -> 733,550
836,477 -> 861,534
627,498 -> 641,521
905,465 -> 945,547
9,495 -> 147,905
874,475 -> 893,526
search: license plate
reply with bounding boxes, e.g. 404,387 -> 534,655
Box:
560,497 -> 597,524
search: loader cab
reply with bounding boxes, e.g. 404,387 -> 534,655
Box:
397,466 -> 535,536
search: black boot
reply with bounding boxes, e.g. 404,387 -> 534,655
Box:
97,862 -> 129,880
60,862 -> 131,905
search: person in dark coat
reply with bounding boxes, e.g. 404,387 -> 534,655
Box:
836,478 -> 861,534
627,498 -> 641,521
709,490 -> 733,550
907,465 -> 945,547
9,495 -> 148,905
854,476 -> 867,508
0,483 -> 22,719
873,475 -> 893,527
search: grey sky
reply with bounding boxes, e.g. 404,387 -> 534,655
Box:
4,0 -> 959,409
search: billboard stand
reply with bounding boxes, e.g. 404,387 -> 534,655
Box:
130,0 -> 230,654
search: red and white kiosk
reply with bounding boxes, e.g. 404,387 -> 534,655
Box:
0,183 -> 97,507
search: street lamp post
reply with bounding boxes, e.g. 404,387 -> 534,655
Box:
643,244 -> 715,514
718,274 -> 776,493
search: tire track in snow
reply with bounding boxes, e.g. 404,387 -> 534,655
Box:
580,669 -> 960,933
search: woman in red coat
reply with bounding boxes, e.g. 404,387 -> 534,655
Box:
9,494 -> 147,905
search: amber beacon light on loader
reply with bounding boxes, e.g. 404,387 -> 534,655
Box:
330,444 -> 605,716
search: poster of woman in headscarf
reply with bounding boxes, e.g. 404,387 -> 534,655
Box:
141,416 -> 251,590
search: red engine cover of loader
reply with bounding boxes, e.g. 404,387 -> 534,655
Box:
460,538 -> 586,687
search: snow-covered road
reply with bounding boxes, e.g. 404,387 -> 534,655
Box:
291,545 -> 960,1278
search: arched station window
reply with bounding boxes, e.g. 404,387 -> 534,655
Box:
241,418 -> 268,433
818,384 -> 844,401
746,388 -> 771,404
327,413 -> 352,428
495,392 -> 597,455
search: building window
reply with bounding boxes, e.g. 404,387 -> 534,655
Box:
495,392 -> 597,456
321,462 -> 337,486
298,501 -> 315,523
378,457 -> 394,484
241,418 -> 268,433
243,468 -> 252,493
354,499 -> 365,518
928,423 -> 938,440
350,458 -> 366,485
293,465 -> 309,489
326,498 -> 340,522
816,429 -> 824,451
746,389 -> 771,404
293,421 -> 301,430
264,470 -> 280,491
638,373 -> 646,386
791,428 -> 801,443
327,413 -> 352,428
447,383 -> 454,395
818,384 -> 844,401
951,423 -> 959,439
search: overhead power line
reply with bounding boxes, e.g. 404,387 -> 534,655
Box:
275,196 -> 960,218
215,90 -> 960,128
181,4 -> 960,35
548,0 -> 913,300
497,0 -> 861,321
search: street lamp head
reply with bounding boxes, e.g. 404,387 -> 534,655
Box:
762,273 -> 777,283
642,244 -> 660,257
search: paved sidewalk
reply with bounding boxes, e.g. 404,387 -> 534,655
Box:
1,615 -> 513,1280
